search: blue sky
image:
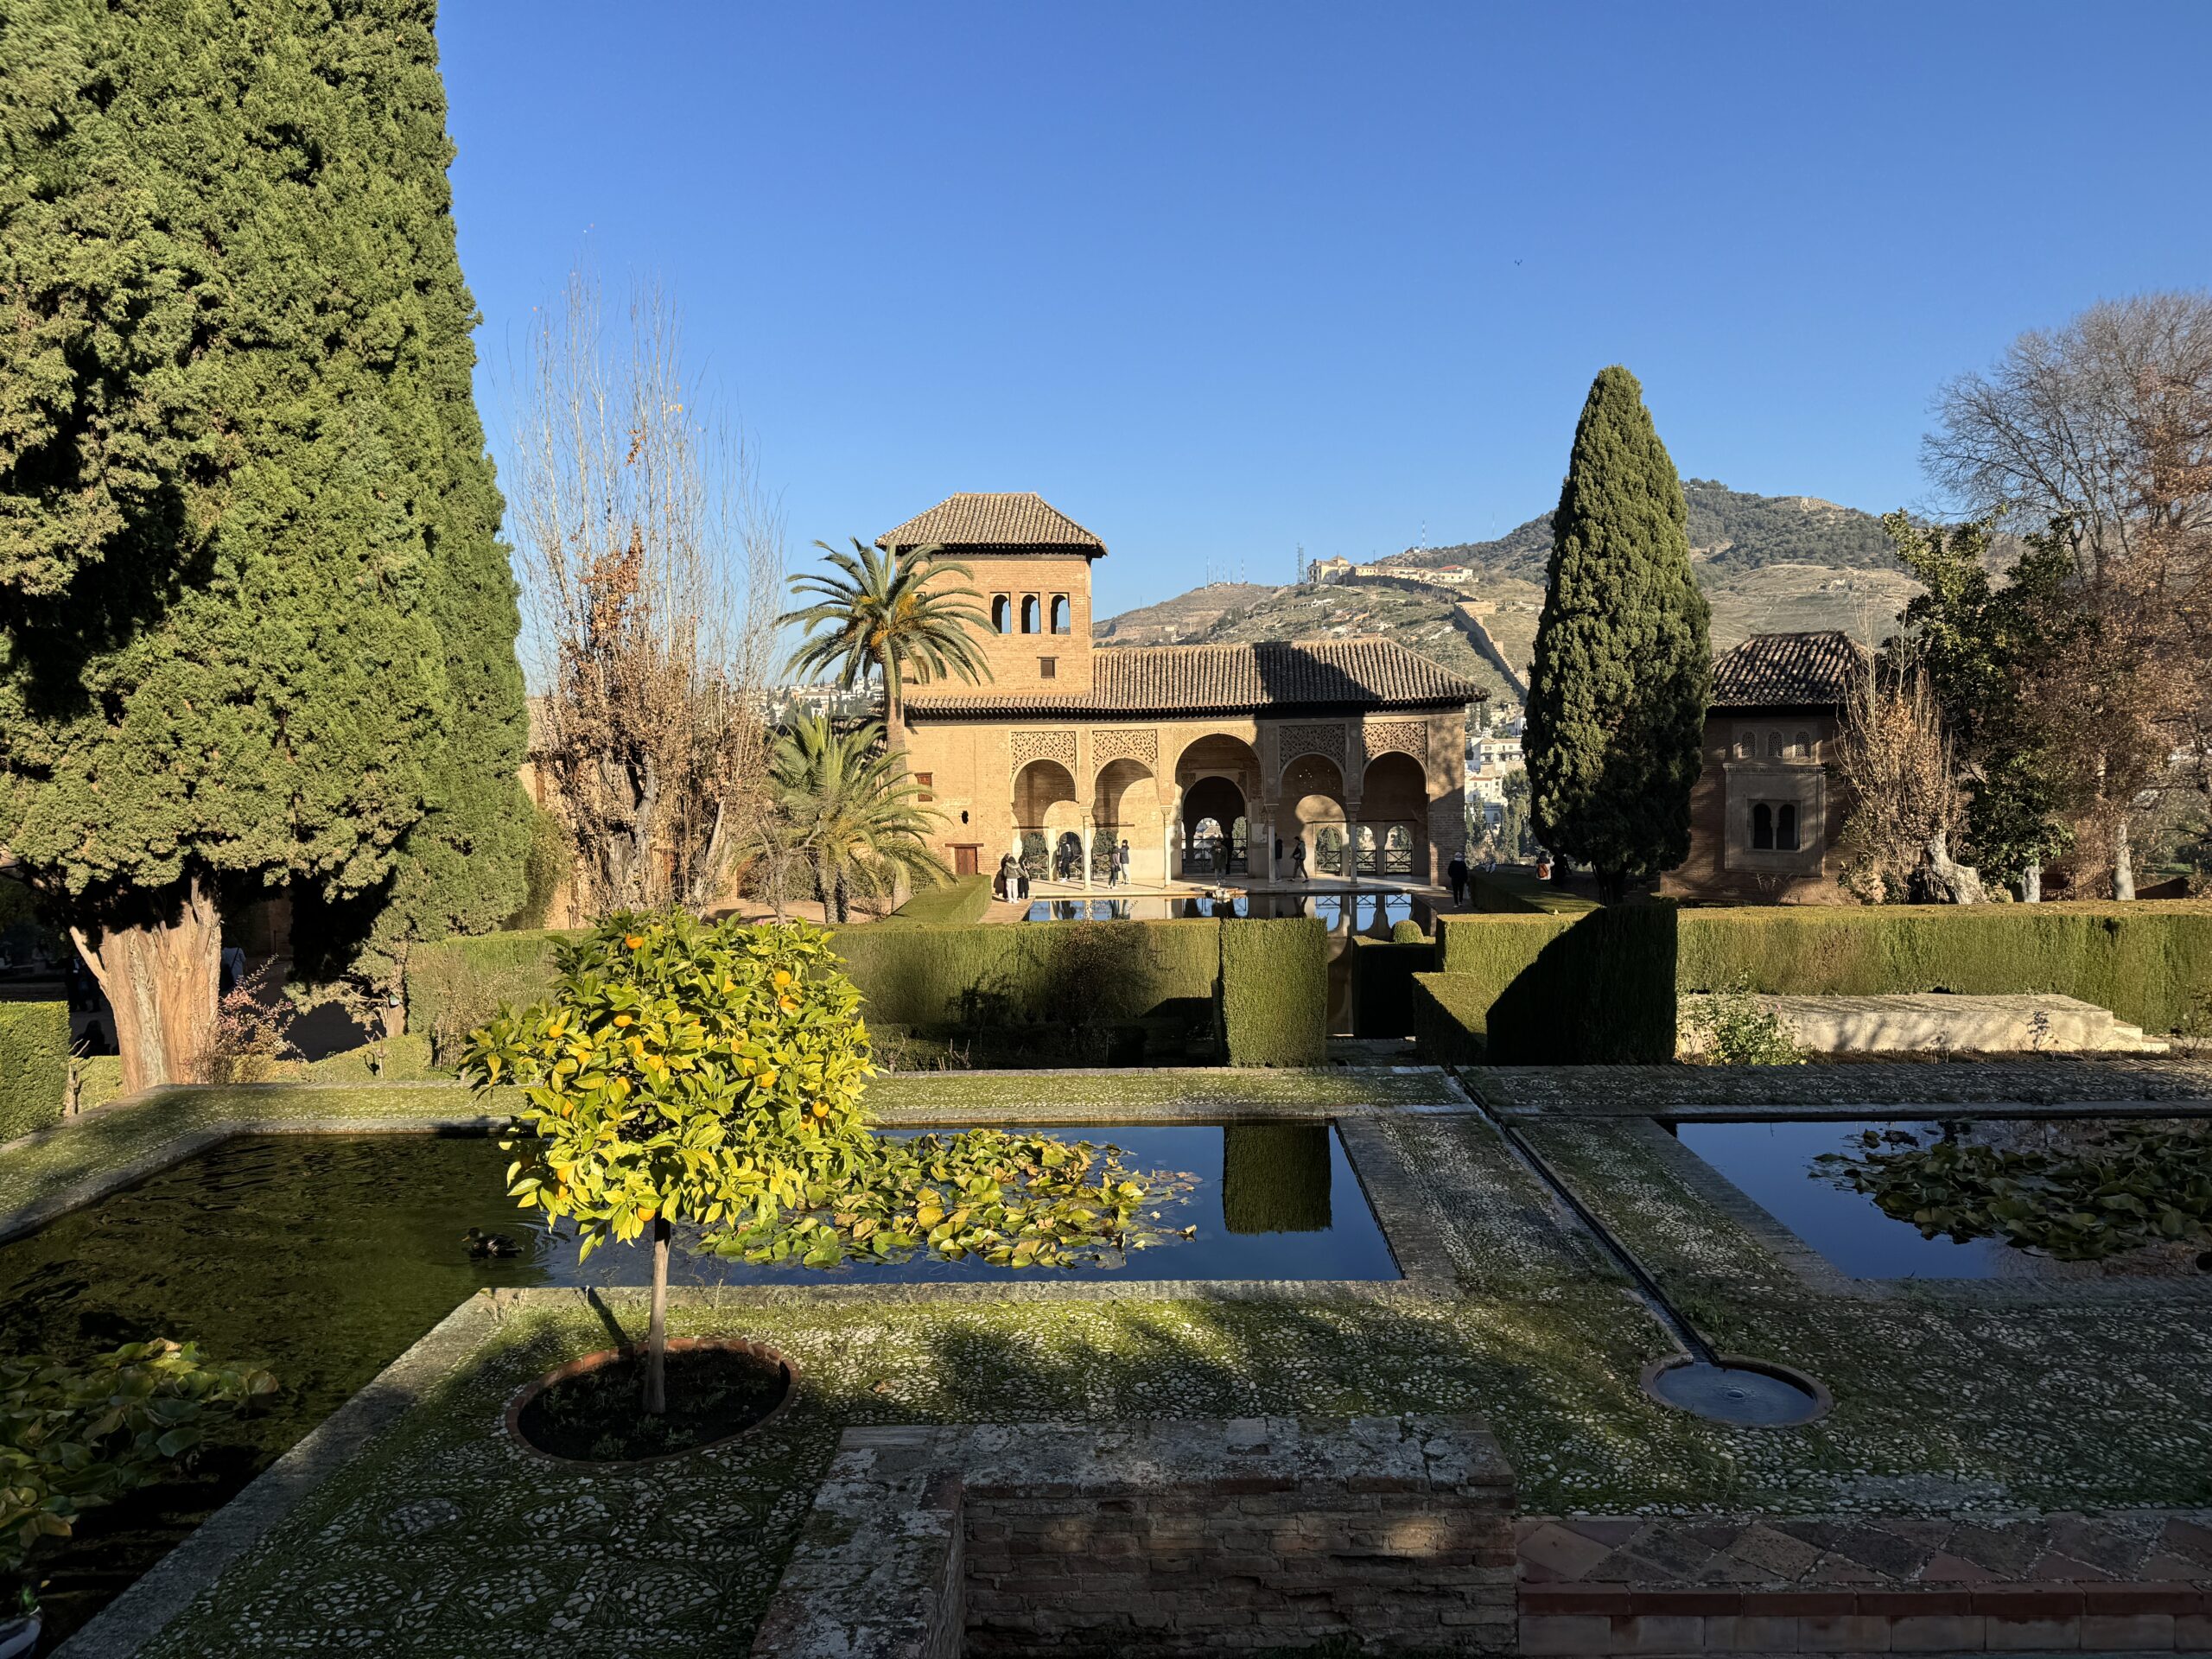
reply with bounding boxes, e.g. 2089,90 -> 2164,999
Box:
440,2 -> 2212,619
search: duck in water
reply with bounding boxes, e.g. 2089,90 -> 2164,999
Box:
464,1227 -> 520,1260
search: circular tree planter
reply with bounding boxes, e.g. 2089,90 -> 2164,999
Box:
505,1336 -> 798,1466
1641,1353 -> 1832,1427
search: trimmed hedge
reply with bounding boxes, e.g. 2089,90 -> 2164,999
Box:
1410,972 -> 1499,1064
406,914 -> 1330,1068
1219,917 -> 1329,1066
0,1000 -> 70,1142
881,875 -> 995,926
1465,870 -> 1599,916
1350,937 -> 1437,1039
828,918 -> 1220,1034
1675,903 -> 2212,1037
1417,898 -> 2212,1064
404,928 -> 571,1064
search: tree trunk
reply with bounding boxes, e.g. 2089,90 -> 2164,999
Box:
1910,830 -> 1986,905
69,873 -> 223,1094
2113,814 -> 2135,900
643,1214 -> 671,1415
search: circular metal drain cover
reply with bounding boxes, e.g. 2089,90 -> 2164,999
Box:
1643,1357 -> 1830,1427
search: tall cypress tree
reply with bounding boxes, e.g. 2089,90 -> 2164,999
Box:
0,0 -> 526,1084
1524,366 -> 1711,902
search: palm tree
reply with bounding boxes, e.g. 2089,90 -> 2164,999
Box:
770,716 -> 950,921
781,538 -> 994,746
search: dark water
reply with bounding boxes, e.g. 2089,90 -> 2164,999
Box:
1025,890 -> 1430,938
0,1122 -> 1391,1643
1674,1117 -> 2205,1281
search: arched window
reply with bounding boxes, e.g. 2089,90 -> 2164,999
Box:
1383,824 -> 1414,874
992,594 -> 1012,633
1751,803 -> 1774,850
1777,803 -> 1800,850
1794,730 -> 1813,760
1050,594 -> 1071,634
1020,594 -> 1039,633
1735,732 -> 1755,760
1766,731 -> 1784,759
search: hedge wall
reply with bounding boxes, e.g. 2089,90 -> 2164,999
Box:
1349,937 -> 1436,1039
1675,903 -> 2212,1037
1218,917 -> 1329,1065
1409,973 -> 1498,1064
405,914 -> 1331,1068
0,1000 -> 70,1142
881,875 -> 995,926
1415,899 -> 2212,1065
1465,870 -> 1599,916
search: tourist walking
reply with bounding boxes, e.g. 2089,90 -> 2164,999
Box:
1446,850 -> 1469,907
1290,836 -> 1307,880
1116,839 -> 1131,887
995,852 -> 1019,901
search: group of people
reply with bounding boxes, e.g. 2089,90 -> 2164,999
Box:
995,838 -> 1135,902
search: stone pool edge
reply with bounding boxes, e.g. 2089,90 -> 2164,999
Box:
54,1290 -> 504,1659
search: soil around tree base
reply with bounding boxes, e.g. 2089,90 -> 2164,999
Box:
508,1337 -> 795,1465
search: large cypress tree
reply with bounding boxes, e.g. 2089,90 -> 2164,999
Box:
0,0 -> 526,1085
1523,366 -> 1711,902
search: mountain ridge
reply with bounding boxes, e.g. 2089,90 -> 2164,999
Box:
1095,480 -> 1923,709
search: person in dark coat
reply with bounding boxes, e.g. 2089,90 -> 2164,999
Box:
1446,852 -> 1470,907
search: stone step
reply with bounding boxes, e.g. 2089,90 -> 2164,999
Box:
1679,992 -> 2171,1057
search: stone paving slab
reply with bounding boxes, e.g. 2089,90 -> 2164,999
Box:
1471,1058 -> 2212,1117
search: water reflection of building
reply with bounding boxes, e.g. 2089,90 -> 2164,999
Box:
890,493 -> 1483,888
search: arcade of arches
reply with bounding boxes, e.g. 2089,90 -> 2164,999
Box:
909,712 -> 1471,889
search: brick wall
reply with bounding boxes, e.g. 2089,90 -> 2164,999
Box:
752,1415 -> 1516,1658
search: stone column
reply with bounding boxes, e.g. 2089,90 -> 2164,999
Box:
1344,798 -> 1363,892
1164,790 -> 1180,882
1081,817 -> 1094,892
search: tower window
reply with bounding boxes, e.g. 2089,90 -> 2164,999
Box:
1038,657 -> 1058,680
1777,803 -> 1800,850
992,594 -> 1012,633
1751,802 -> 1774,850
1020,594 -> 1040,633
1050,594 -> 1071,634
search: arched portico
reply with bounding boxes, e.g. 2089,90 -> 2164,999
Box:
1092,757 -> 1166,883
1360,751 -> 1429,880
1014,758 -> 1079,879
1173,733 -> 1262,879
1280,753 -> 1348,876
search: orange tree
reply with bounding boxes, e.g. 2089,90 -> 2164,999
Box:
461,913 -> 1168,1414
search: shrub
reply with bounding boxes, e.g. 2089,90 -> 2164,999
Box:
199,965 -> 300,1084
1679,976 -> 1805,1065
1466,870 -> 1599,915
0,1340 -> 275,1581
0,1001 -> 68,1143
1389,918 -> 1426,943
1218,917 -> 1328,1065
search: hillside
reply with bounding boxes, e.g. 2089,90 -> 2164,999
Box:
1388,478 -> 1901,581
1096,480 -> 1923,710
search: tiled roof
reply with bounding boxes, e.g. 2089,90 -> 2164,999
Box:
876,493 -> 1106,556
906,638 -> 1484,718
1709,630 -> 1866,709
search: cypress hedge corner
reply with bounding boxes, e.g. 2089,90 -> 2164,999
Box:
1350,936 -> 1437,1039
1218,917 -> 1329,1066
0,1001 -> 70,1142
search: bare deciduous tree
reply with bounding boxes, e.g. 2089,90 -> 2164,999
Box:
508,275 -> 784,920
1924,292 -> 2212,897
1835,660 -> 1984,905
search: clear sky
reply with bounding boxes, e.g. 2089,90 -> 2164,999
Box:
439,1 -> 2212,619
